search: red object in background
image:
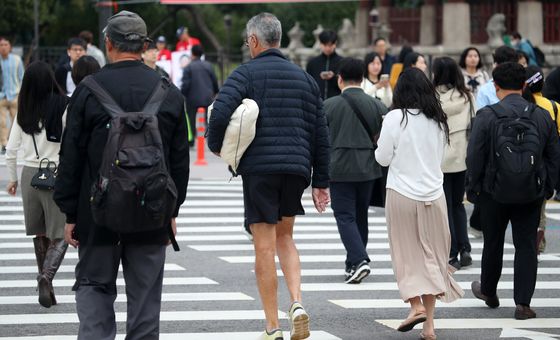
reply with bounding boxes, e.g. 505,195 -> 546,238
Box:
175,37 -> 202,52
194,107 -> 208,166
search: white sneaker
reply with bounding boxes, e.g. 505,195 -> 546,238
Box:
288,301 -> 310,340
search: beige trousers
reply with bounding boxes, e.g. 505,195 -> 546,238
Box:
0,96 -> 18,146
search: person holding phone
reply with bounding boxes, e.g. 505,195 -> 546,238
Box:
306,30 -> 343,99
361,52 -> 393,108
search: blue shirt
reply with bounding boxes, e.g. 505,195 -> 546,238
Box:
476,80 -> 499,110
0,53 -> 24,101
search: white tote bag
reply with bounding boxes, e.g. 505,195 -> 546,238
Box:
208,99 -> 259,173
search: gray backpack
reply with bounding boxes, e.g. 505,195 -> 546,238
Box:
82,76 -> 178,236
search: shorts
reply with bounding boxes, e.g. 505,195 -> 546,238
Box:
242,174 -> 308,225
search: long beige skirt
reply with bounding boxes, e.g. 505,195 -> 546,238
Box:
386,189 -> 464,303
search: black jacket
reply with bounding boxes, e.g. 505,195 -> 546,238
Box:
466,94 -> 560,202
324,87 -> 386,182
306,51 -> 343,100
543,67 -> 560,103
54,62 -> 72,95
53,60 -> 190,245
207,49 -> 330,188
181,59 -> 219,108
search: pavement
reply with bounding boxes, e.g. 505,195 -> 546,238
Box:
0,146 -> 559,339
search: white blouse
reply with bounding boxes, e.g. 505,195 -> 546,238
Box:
375,108 -> 446,201
5,112 -> 66,182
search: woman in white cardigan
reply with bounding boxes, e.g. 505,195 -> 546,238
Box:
375,68 -> 463,340
361,52 -> 393,108
433,57 -> 475,271
5,61 -> 69,308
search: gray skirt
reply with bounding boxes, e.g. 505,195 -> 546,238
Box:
20,166 -> 65,240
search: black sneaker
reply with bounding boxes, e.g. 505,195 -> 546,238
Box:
344,267 -> 352,280
449,258 -> 461,271
460,250 -> 472,267
344,260 -> 370,284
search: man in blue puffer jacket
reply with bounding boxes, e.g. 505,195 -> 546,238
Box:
207,12 -> 330,340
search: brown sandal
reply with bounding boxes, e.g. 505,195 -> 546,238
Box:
397,312 -> 427,332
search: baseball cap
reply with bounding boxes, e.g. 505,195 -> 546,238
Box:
103,10 -> 150,43
157,35 -> 166,43
176,26 -> 188,38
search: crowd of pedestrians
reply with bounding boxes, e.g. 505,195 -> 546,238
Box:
2,8 -> 560,340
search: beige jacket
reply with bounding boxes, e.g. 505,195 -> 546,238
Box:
438,85 -> 474,173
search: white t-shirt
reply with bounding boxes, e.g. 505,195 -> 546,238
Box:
375,108 -> 446,201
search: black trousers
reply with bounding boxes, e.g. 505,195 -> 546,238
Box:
478,192 -> 542,306
330,180 -> 374,270
443,171 -> 471,258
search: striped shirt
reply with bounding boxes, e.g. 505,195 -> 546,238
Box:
0,53 -> 24,101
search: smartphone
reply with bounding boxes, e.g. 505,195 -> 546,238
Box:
320,71 -> 330,79
380,74 -> 389,81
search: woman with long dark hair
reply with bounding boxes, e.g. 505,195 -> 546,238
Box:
433,56 -> 475,270
5,61 -> 68,308
361,52 -> 392,108
375,68 -> 464,340
459,47 -> 489,97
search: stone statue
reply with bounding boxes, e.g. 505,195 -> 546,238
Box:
312,24 -> 324,50
486,13 -> 506,48
338,18 -> 355,50
287,22 -> 305,50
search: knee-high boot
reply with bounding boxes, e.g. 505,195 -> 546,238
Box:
37,239 -> 68,308
33,236 -> 50,274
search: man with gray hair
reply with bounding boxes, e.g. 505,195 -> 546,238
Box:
208,12 -> 330,340
54,11 -> 189,339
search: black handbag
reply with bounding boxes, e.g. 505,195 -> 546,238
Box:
30,135 -> 57,191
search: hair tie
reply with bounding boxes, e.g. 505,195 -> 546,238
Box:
526,72 -> 543,86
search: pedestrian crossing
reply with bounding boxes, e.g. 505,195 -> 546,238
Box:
0,179 -> 559,339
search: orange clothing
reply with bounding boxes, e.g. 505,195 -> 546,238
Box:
389,63 -> 403,90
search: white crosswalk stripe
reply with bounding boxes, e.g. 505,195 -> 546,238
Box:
1,179 -> 559,338
0,179 -> 342,339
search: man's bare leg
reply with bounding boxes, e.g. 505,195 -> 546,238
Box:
276,216 -> 302,303
251,222 -> 280,332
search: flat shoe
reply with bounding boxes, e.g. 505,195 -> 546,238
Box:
420,332 -> 437,340
397,312 -> 427,332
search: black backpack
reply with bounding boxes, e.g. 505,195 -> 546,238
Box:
486,102 -> 544,204
82,76 -> 179,238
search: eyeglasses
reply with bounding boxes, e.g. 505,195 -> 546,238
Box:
244,34 -> 255,47
70,47 -> 85,52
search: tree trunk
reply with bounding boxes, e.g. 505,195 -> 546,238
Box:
181,5 -> 223,54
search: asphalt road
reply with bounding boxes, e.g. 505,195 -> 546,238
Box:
0,149 -> 559,340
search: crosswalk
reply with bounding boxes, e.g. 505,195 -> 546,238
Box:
0,178 -> 559,339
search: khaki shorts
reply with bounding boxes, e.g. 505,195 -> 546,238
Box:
21,166 -> 65,240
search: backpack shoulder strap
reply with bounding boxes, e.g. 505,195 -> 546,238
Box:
550,99 -> 558,121
487,102 -> 510,119
142,77 -> 171,116
81,76 -> 124,118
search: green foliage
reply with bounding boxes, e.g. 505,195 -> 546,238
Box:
0,0 -> 359,52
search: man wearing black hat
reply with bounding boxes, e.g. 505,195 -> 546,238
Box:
54,11 -> 189,339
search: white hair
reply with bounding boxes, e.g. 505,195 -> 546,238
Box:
246,13 -> 282,48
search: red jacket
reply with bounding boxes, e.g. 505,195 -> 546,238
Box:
175,37 -> 201,52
